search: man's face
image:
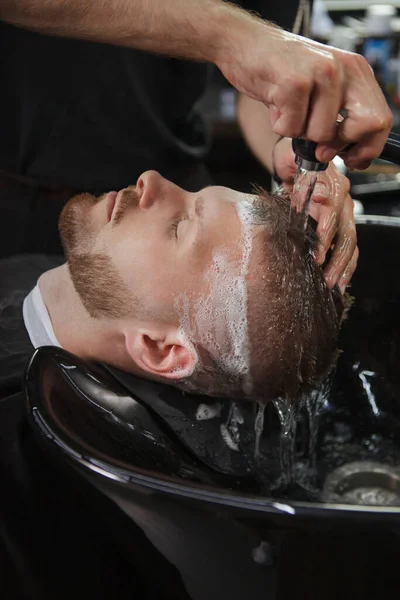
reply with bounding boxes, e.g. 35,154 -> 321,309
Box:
60,170 -> 258,321
59,172 -> 342,400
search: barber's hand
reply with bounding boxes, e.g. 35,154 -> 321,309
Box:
217,25 -> 392,169
310,165 -> 358,294
273,137 -> 358,294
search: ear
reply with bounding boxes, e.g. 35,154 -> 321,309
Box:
125,328 -> 198,380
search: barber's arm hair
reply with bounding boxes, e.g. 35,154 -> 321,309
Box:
0,0 -> 272,64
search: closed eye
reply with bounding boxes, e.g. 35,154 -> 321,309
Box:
171,216 -> 189,239
171,219 -> 180,238
170,196 -> 203,241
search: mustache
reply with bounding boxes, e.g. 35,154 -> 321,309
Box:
113,186 -> 140,225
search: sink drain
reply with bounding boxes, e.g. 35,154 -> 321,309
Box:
322,461 -> 400,506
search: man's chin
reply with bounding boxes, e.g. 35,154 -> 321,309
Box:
59,192 -> 99,255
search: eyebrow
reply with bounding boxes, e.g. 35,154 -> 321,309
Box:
192,196 -> 205,248
195,196 -> 205,219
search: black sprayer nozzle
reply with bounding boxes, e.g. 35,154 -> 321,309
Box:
293,130 -> 400,171
292,138 -> 329,172
379,131 -> 400,165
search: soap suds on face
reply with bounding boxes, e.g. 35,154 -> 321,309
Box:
175,194 -> 256,398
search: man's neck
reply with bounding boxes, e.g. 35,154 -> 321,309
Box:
38,264 -> 127,369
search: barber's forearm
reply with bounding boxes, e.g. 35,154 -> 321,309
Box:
237,93 -> 282,175
0,0 -> 263,63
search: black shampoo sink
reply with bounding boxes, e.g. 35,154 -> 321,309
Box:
24,216 -> 400,599
25,215 -> 400,525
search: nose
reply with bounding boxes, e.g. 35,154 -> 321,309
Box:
136,170 -> 167,210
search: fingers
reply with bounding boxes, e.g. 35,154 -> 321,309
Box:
311,178 -> 332,205
227,25 -> 393,168
269,77 -> 312,139
338,246 -> 359,294
323,193 -> 357,289
339,130 -> 389,170
315,138 -> 348,164
303,60 -> 344,144
310,181 -> 336,264
309,166 -> 350,263
339,55 -> 392,169
317,128 -> 390,169
308,164 -> 358,290
316,208 -> 339,265
268,40 -> 392,166
314,53 -> 392,167
267,37 -> 345,140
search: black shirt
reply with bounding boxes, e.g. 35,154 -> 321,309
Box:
0,0 -> 301,193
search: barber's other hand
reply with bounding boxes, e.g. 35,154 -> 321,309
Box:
217,24 -> 392,170
273,138 -> 358,294
310,164 -> 358,294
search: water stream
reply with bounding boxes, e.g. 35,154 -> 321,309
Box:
273,166 -> 321,487
306,386 -> 329,470
246,168 -> 322,485
272,399 -> 299,485
254,402 -> 265,459
289,168 -> 319,232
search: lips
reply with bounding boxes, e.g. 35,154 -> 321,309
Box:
106,191 -> 118,222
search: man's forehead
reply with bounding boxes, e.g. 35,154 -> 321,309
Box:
202,185 -> 260,205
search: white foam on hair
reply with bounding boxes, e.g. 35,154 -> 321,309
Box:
175,194 -> 256,397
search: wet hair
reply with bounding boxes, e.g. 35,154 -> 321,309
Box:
174,188 -> 348,404
244,188 -> 348,402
